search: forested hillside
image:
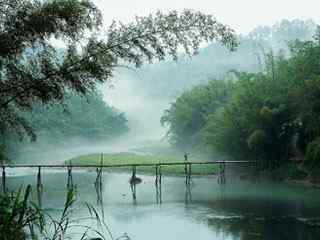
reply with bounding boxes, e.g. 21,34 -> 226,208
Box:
0,90 -> 128,161
25,91 -> 128,140
162,32 -> 320,178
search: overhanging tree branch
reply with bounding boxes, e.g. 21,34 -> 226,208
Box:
0,1 -> 238,139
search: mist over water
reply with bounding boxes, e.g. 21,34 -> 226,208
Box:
102,69 -> 171,145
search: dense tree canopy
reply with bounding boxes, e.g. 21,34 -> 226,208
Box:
25,91 -> 128,140
0,0 -> 237,141
161,80 -> 232,148
162,31 -> 320,172
0,90 -> 128,162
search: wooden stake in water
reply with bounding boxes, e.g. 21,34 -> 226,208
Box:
159,165 -> 162,186
218,162 -> 226,184
37,166 -> 43,208
155,165 -> 159,186
1,166 -> 5,193
67,162 -> 73,189
37,166 -> 43,190
155,164 -> 162,204
188,163 -> 192,184
95,153 -> 104,206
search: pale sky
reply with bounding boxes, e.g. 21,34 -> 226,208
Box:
94,0 -> 320,34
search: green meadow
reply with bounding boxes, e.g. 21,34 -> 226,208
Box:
67,152 -> 218,175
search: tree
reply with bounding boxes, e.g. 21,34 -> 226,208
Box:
161,79 -> 232,148
0,0 -> 237,140
25,90 -> 129,140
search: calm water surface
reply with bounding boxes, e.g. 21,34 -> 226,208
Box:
6,168 -> 320,240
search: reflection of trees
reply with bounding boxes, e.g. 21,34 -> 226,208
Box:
206,215 -> 320,240
202,197 -> 320,240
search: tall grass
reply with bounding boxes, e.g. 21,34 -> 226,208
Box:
0,186 -> 130,240
0,185 -> 44,240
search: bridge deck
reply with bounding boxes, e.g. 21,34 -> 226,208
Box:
1,161 -> 253,168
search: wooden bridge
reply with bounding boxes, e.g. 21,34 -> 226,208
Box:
1,160 -> 253,168
1,160 -> 254,197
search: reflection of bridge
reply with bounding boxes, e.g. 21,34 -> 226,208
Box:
1,160 -> 254,204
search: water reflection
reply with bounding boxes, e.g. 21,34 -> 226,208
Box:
5,170 -> 320,240
185,173 -> 193,204
130,182 -> 137,205
206,214 -> 320,240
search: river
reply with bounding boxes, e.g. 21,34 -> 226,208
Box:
5,166 -> 320,240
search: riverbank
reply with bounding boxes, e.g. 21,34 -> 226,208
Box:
67,152 -> 219,175
254,163 -> 320,188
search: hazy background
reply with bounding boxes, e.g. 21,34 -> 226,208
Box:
94,0 -> 320,146
8,1 -> 320,163
94,0 -> 320,34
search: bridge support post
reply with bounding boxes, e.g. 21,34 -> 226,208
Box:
1,166 -> 5,193
159,165 -> 162,186
185,163 -> 192,186
184,163 -> 192,203
95,166 -> 103,204
218,162 -> 226,184
67,166 -> 73,189
155,164 -> 162,204
37,166 -> 43,208
132,166 -> 136,180
185,163 -> 188,185
37,166 -> 43,190
188,163 -> 192,184
155,165 -> 159,186
130,166 -> 137,201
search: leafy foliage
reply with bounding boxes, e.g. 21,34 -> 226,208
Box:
0,185 -> 44,240
161,79 -> 232,148
25,91 -> 128,140
0,185 -> 123,240
162,32 -> 320,171
1,89 -> 129,162
0,0 -> 237,141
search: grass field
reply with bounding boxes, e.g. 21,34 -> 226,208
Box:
67,152 -> 219,175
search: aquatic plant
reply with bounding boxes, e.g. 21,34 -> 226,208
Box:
0,185 -> 129,240
0,185 -> 44,240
